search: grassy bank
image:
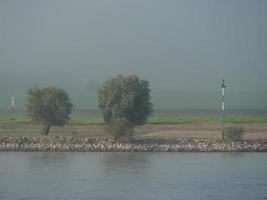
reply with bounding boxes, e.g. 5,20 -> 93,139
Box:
0,115 -> 267,139
1,115 -> 267,125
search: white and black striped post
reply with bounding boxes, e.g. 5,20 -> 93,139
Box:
221,80 -> 226,140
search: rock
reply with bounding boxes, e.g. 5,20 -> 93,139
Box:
0,136 -> 266,152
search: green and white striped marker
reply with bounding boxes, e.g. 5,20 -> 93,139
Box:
221,80 -> 226,140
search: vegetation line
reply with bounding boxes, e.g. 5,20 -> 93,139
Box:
0,115 -> 267,125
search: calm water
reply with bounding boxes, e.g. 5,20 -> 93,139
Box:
0,152 -> 267,200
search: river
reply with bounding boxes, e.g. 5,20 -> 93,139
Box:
0,152 -> 266,200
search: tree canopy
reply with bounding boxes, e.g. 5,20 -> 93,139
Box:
98,75 -> 153,139
27,86 -> 73,135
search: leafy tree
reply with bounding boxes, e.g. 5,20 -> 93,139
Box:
98,75 -> 153,139
27,86 -> 73,135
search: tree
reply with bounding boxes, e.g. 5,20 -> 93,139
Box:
27,86 -> 73,135
98,75 -> 153,139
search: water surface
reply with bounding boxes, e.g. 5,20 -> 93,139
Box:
0,152 -> 266,200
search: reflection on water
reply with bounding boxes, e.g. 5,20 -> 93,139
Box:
28,152 -> 70,168
103,152 -> 150,172
0,152 -> 267,200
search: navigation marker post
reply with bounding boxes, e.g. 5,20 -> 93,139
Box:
221,80 -> 226,140
11,96 -> 15,120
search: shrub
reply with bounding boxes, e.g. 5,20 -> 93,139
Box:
27,86 -> 73,135
106,118 -> 134,140
98,75 -> 153,140
225,126 -> 245,141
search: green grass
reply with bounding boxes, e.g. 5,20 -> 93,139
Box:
0,115 -> 267,125
149,116 -> 267,124
0,116 -> 31,124
69,116 -> 104,125
0,115 -> 266,138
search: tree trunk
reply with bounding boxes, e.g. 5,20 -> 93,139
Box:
42,124 -> 52,136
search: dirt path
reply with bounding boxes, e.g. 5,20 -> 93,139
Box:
136,123 -> 267,140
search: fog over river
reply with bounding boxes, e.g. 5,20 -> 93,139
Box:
0,0 -> 267,110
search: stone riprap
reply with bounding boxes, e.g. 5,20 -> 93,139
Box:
0,136 -> 267,152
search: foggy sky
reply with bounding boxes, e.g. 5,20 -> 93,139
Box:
0,0 -> 266,109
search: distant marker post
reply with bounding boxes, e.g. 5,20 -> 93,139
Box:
11,96 -> 15,119
221,80 -> 226,140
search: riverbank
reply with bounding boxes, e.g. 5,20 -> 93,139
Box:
0,136 -> 267,152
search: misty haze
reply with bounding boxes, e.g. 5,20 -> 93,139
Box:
0,0 -> 266,111
1,1 -> 267,200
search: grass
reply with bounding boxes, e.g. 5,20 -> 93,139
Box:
1,115 -> 267,125
0,114 -> 266,138
0,116 -> 31,124
79,115 -> 267,124
0,124 -> 108,137
149,116 -> 267,124
69,116 -> 104,125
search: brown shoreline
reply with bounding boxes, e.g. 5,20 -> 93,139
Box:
0,136 -> 267,152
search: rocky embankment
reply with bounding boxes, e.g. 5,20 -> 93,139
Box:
0,136 -> 267,152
